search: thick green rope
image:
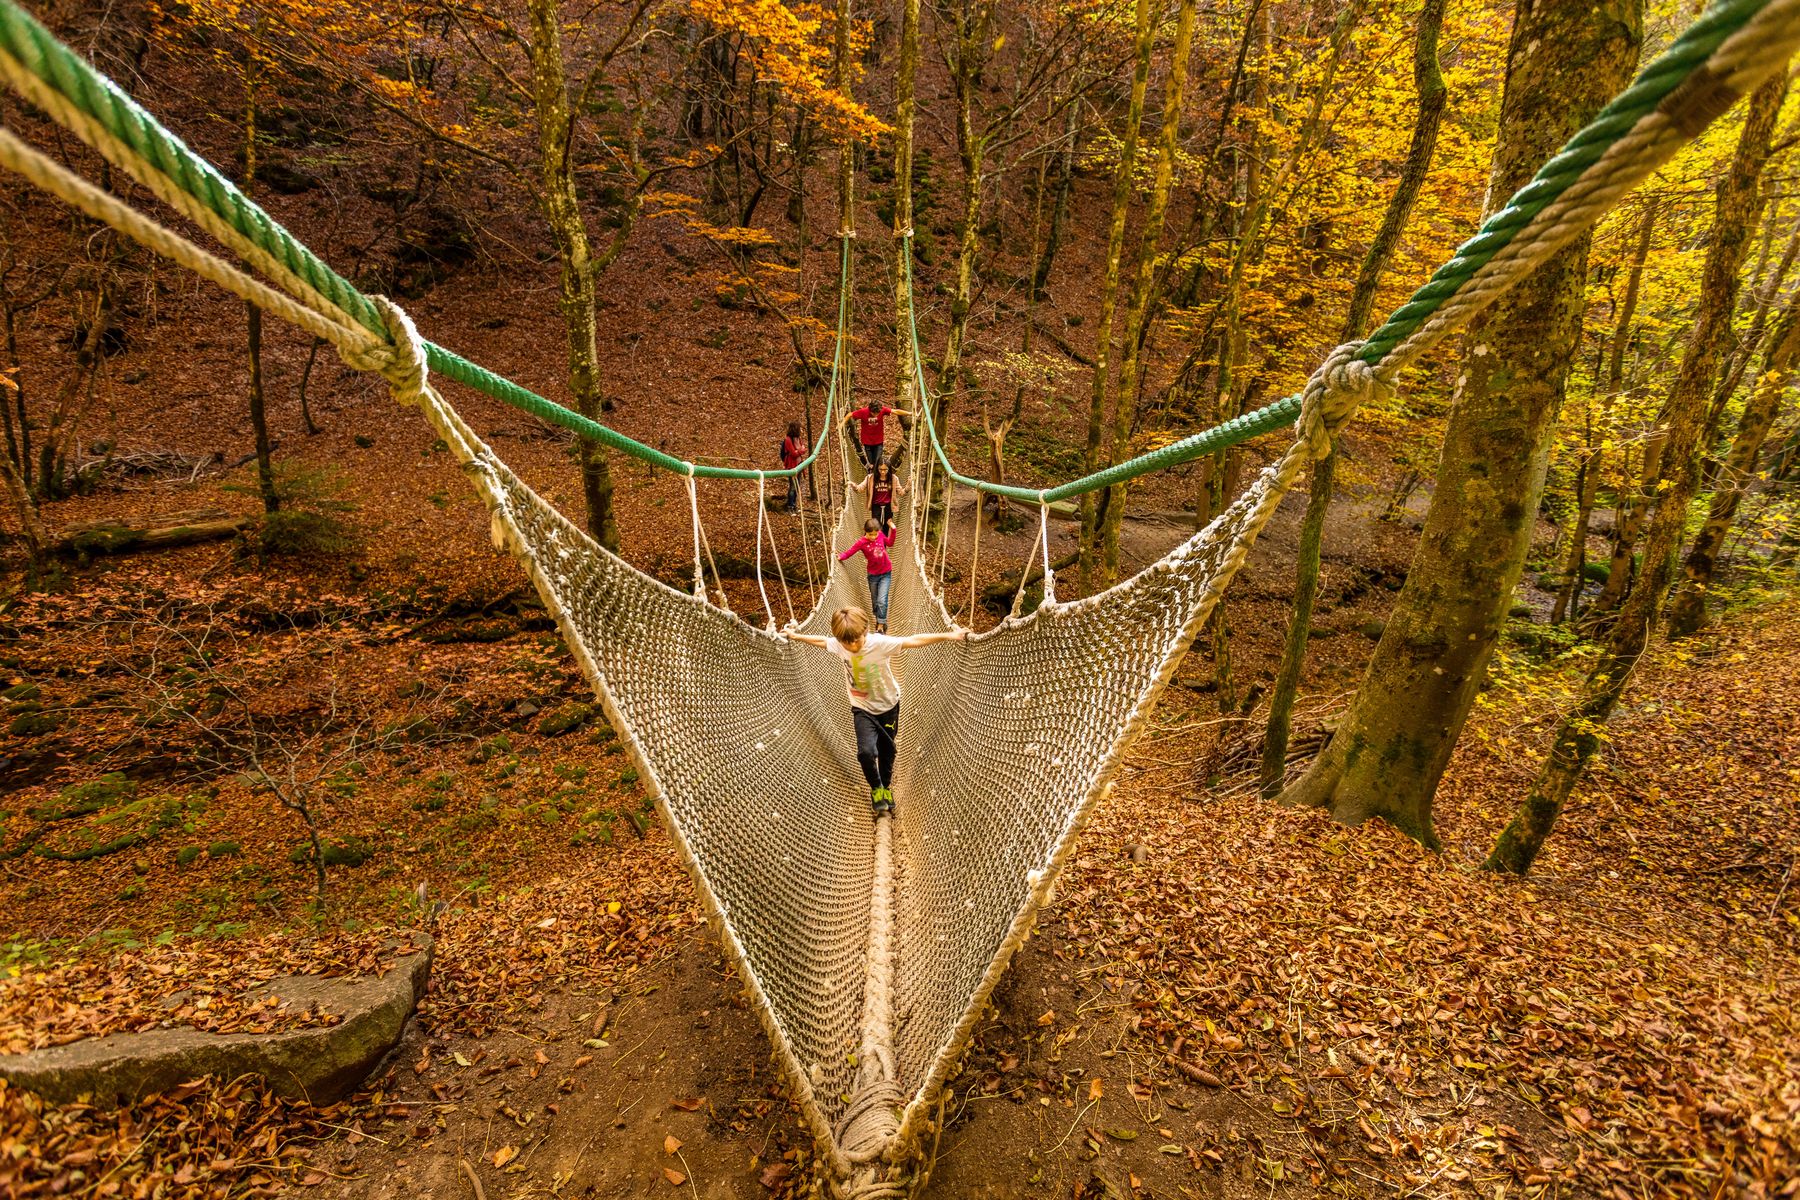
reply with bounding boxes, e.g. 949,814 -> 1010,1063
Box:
0,0 -> 1773,496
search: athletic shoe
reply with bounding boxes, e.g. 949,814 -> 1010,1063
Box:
872,786 -> 894,815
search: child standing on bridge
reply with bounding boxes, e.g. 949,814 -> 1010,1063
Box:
852,460 -> 906,536
839,518 -> 897,630
844,400 -> 914,472
789,606 -> 966,814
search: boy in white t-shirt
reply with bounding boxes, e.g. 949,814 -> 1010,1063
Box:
789,605 -> 967,814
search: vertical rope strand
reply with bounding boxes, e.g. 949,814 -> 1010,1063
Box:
755,475 -> 776,629
685,467 -> 705,599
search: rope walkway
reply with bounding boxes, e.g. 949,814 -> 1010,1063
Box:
2,2 -> 1797,1195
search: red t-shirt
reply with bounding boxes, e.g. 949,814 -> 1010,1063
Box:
780,435 -> 804,469
849,405 -> 891,446
871,480 -> 893,505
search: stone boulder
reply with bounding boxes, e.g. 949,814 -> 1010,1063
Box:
0,936 -> 431,1107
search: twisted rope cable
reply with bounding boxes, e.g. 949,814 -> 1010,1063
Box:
0,128 -> 362,353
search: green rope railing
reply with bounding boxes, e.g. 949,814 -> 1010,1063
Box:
0,0 -> 1779,499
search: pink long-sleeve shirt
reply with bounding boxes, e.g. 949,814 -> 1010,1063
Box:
839,529 -> 896,575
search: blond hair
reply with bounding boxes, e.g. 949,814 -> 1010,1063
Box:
831,606 -> 872,642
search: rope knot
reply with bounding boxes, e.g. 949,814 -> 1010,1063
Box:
337,295 -> 428,407
834,1078 -> 904,1165
1298,340 -> 1390,460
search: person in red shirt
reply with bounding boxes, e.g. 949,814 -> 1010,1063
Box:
778,421 -> 804,513
843,400 -> 915,471
837,517 -> 898,630
852,460 -> 907,536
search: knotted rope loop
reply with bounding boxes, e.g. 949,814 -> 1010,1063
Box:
837,1172 -> 912,1200
681,467 -> 709,600
833,1078 -> 904,1166
337,295 -> 429,406
1296,340 -> 1390,460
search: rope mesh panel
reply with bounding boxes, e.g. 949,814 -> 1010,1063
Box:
421,381 -> 1283,1163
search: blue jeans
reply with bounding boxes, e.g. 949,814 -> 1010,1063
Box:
868,571 -> 892,624
784,474 -> 799,512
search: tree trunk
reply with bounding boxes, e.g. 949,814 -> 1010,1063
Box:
1699,212 -> 1800,487
1259,0 -> 1446,798
1666,296 -> 1800,634
297,336 -> 324,436
1487,74 -> 1784,875
1031,99 -> 1080,302
527,0 -> 619,551
242,60 -> 279,516
246,305 -> 279,514
0,442 -> 46,569
1587,205 -> 1664,617
55,508 -> 254,557
1556,199 -> 1657,622
893,0 -> 918,428
1281,0 -> 1643,847
1549,407 -> 1601,624
1077,0 -> 1153,588
936,0 -> 994,436
832,0 -> 856,481
1097,0 -> 1196,586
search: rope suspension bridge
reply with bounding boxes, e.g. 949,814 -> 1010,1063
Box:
2,0 -> 1796,1192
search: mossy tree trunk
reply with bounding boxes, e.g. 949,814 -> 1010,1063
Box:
1487,75 -> 1784,875
1554,199 -> 1657,624
893,0 -> 918,423
1666,296 -> 1800,634
934,0 -> 996,439
526,0 -> 618,551
1096,0 -> 1196,586
1030,98 -> 1080,302
1259,0 -> 1447,797
1077,0 -> 1153,589
243,33 -> 279,516
1281,0 -> 1643,846
832,0 -> 856,481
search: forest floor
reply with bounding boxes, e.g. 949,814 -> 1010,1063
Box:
4,361 -> 1796,1199
3,59 -> 1798,1199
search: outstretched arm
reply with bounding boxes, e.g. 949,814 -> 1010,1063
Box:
897,629 -> 969,648
788,632 -> 832,649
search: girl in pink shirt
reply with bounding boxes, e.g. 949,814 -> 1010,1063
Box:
838,518 -> 897,629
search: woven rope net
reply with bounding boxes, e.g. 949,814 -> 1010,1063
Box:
7,0 -> 1800,1189
410,374 -> 1292,1182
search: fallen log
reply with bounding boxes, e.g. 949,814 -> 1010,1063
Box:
55,509 -> 253,558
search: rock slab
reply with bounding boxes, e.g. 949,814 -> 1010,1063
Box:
0,936 -> 431,1107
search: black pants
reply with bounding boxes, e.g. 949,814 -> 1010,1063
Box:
859,441 -> 884,472
871,500 -> 894,534
853,703 -> 899,790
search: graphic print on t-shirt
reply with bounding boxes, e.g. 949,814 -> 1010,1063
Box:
845,652 -> 879,701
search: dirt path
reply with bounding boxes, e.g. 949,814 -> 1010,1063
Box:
321,921 -> 1289,1200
